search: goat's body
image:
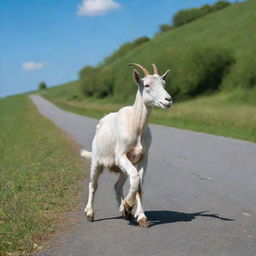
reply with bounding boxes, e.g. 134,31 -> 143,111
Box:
92,107 -> 151,170
92,112 -> 117,168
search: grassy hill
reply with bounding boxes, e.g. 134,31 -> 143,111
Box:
46,0 -> 256,100
42,0 -> 256,142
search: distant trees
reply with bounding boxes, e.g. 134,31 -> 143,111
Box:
158,24 -> 173,35
78,36 -> 150,98
102,36 -> 150,65
39,81 -> 47,90
224,52 -> 256,89
79,66 -> 95,79
177,47 -> 235,97
173,1 -> 231,27
157,1 -> 231,35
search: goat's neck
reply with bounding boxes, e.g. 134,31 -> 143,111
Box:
131,90 -> 151,135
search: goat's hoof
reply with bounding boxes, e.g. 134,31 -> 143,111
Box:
122,201 -> 133,220
86,214 -> 94,222
138,218 -> 150,228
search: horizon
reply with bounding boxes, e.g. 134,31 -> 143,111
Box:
1,0 -> 236,98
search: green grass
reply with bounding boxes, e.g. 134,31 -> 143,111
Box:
0,95 -> 85,255
44,88 -> 256,143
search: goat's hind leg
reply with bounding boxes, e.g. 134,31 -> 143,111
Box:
113,170 -> 127,212
85,160 -> 103,222
114,171 -> 132,220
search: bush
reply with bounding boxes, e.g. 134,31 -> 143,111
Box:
80,67 -> 99,97
102,36 -> 150,65
173,1 -> 231,27
178,47 -> 235,97
39,82 -> 47,90
79,66 -> 94,79
157,24 -> 173,34
212,1 -> 231,11
80,67 -> 115,98
79,36 -> 150,98
223,53 -> 256,89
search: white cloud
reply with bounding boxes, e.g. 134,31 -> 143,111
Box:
77,0 -> 120,16
22,61 -> 47,71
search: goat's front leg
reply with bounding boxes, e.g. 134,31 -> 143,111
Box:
134,156 -> 150,228
116,153 -> 140,220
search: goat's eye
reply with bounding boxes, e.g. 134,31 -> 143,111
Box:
144,84 -> 150,88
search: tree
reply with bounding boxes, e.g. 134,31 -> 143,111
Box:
39,81 -> 47,90
158,24 -> 172,34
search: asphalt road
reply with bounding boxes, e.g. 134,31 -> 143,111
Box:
31,95 -> 256,256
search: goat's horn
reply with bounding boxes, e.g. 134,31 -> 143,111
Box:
128,63 -> 149,76
152,64 -> 159,74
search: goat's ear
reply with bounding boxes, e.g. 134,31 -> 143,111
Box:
161,69 -> 170,81
133,69 -> 141,85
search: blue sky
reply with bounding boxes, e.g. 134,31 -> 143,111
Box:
1,0 -> 228,97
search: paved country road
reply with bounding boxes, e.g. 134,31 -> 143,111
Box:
30,95 -> 256,256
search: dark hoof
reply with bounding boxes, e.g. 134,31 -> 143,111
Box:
138,218 -> 150,228
122,201 -> 133,220
86,214 -> 94,222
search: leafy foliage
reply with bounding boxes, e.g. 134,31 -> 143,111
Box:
102,36 -> 150,65
173,1 -> 231,27
223,52 -> 256,89
78,36 -> 150,98
39,81 -> 47,90
176,47 -> 235,97
157,24 -> 173,34
80,67 -> 115,98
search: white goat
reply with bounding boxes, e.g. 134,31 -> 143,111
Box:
81,63 -> 172,228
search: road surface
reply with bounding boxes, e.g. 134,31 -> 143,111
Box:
31,95 -> 256,256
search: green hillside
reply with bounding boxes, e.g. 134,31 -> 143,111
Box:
46,0 -> 256,101
42,0 -> 256,142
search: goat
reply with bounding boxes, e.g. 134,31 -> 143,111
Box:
81,63 -> 172,228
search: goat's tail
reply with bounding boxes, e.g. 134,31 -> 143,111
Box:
80,149 -> 92,160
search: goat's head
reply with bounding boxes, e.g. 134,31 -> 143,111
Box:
129,63 -> 172,109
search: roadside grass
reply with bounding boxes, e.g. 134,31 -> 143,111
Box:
0,95 -> 85,255
44,89 -> 256,143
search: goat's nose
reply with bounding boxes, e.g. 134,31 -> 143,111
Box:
165,97 -> 171,102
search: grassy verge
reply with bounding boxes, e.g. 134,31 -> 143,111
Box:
44,89 -> 256,143
0,95 -> 85,255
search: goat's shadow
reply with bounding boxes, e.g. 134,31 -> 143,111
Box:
94,210 -> 234,227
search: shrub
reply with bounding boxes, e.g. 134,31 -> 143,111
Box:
173,1 -> 231,27
157,24 -> 173,34
80,67 -> 115,98
178,47 -> 235,97
223,53 -> 256,89
173,6 -> 210,27
103,36 -> 150,65
212,1 -> 231,11
39,82 -> 47,90
79,66 -> 94,79
80,67 -> 99,97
